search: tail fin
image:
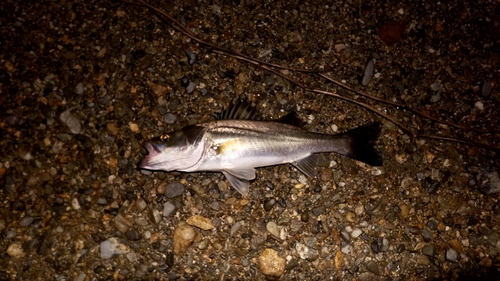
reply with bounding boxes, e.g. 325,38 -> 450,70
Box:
338,122 -> 383,166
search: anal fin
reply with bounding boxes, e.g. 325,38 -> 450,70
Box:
292,154 -> 319,178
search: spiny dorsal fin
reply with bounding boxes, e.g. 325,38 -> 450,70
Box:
215,100 -> 261,120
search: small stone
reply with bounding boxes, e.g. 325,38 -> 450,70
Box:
446,248 -> 458,262
288,31 -> 302,43
106,122 -> 119,136
266,221 -> 280,238
295,242 -> 319,261
125,229 -> 142,241
263,199 -> 275,212
99,237 -> 130,259
59,110 -> 81,134
422,228 -> 433,240
334,251 -> 343,269
19,216 -> 33,227
113,214 -> 132,233
147,81 -> 169,96
165,182 -> 185,198
163,113 -> 177,124
7,242 -> 25,258
416,254 -> 431,265
340,242 -> 351,254
129,122 -> 139,133
365,261 -> 379,275
334,44 -> 346,52
345,211 -> 356,223
258,248 -> 285,277
482,81 -> 492,97
76,82 -> 84,94
351,228 -> 362,238
186,81 -> 196,94
135,198 -> 147,212
162,202 -> 176,217
113,101 -> 128,118
361,59 -> 374,86
422,244 -> 436,256
173,222 -> 196,255
399,203 -> 410,219
448,239 -> 463,253
186,215 -> 214,230
312,205 -> 326,216
185,49 -> 197,65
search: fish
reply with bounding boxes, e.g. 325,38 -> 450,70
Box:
139,101 -> 383,196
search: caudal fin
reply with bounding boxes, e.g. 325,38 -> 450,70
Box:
339,122 -> 383,166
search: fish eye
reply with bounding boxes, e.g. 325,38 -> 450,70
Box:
160,134 -> 170,142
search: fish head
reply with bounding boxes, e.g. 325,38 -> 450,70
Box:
138,125 -> 206,171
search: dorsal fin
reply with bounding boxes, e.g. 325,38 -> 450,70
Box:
276,112 -> 305,127
215,100 -> 260,120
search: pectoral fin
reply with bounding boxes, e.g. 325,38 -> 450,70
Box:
222,170 -> 252,196
292,154 -> 319,178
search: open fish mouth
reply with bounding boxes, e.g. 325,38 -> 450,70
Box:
138,142 -> 163,169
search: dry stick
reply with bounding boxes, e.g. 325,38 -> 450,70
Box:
418,135 -> 500,152
318,73 -> 500,134
136,0 -> 315,73
135,0 -> 499,151
255,64 -> 412,134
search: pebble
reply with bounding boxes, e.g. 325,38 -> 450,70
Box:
106,122 -> 119,136
482,81 -> 492,97
7,242 -> 25,258
365,261 -> 379,275
421,228 -> 433,240
258,248 -> 285,277
76,82 -> 84,94
186,81 -> 196,94
422,244 -> 436,256
312,205 -> 326,216
340,242 -> 351,254
164,182 -> 185,198
361,59 -> 374,86
163,113 -> 177,124
173,222 -> 196,255
351,228 -> 362,238
295,242 -> 319,261
163,202 -> 176,217
185,49 -> 197,65
59,110 -> 81,134
186,215 -> 215,230
113,214 -> 132,233
19,216 -> 33,227
263,199 -> 275,212
99,237 -> 130,259
266,221 -> 280,238
125,229 -> 142,241
5,229 -> 17,239
446,248 -> 458,262
334,44 -> 346,52
113,101 -> 129,119
135,198 -> 147,213
399,203 -> 410,219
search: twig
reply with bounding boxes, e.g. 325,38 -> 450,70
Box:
131,0 -> 499,151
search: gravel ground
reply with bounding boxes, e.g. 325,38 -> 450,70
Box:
1,0 -> 499,280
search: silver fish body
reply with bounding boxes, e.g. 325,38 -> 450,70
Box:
139,104 -> 382,196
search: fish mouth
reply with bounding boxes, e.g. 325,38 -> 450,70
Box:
138,142 -> 163,169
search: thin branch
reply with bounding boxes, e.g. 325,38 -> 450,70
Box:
131,0 -> 499,151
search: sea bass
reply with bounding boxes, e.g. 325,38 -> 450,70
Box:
139,102 -> 382,196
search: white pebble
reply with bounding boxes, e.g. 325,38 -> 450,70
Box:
474,101 -> 484,111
